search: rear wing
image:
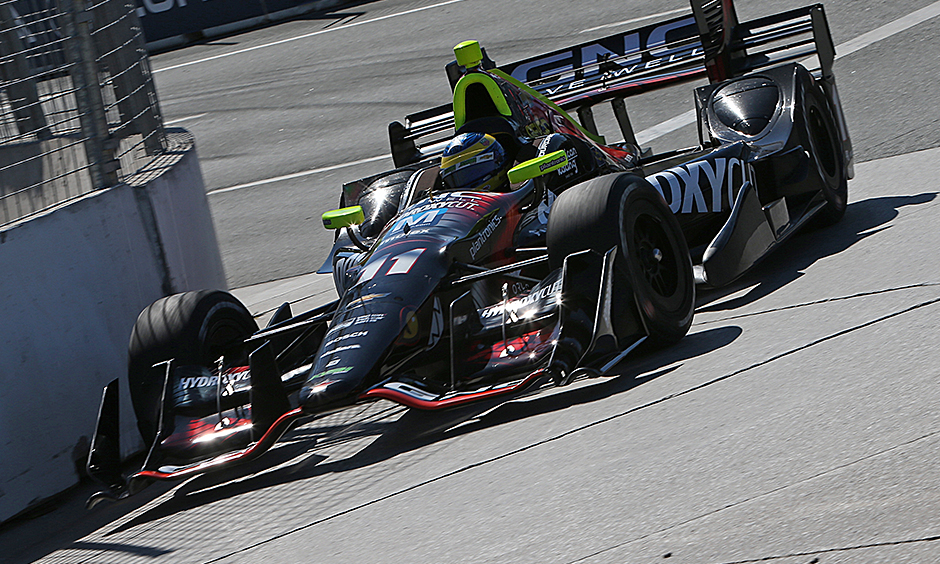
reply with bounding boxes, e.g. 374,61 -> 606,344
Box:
389,0 -> 838,168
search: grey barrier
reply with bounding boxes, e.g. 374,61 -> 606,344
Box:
0,0 -> 226,523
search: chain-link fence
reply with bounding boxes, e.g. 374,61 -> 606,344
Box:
0,0 -> 165,226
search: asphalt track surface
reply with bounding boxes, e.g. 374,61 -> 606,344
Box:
3,1 -> 940,562
153,0 -> 940,289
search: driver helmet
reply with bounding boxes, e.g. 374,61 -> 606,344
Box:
440,132 -> 507,192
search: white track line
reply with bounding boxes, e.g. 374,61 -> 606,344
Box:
208,1 -> 940,194
208,155 -> 390,195
164,113 -> 206,125
153,0 -> 466,73
579,8 -> 691,34
835,0 -> 940,59
635,0 -> 940,144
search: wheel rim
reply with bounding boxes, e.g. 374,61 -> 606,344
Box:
808,106 -> 838,180
633,213 -> 679,299
203,318 -> 252,362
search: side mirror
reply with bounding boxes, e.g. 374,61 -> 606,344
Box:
507,150 -> 568,184
322,205 -> 364,230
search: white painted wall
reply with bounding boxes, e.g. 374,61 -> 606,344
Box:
0,139 -> 225,523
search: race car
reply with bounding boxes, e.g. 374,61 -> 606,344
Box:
86,0 -> 851,505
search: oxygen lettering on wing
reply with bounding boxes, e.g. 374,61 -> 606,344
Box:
646,157 -> 748,214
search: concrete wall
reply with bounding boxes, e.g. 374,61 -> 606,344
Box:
0,133 -> 225,523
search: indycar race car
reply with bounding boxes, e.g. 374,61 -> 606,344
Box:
86,0 -> 851,505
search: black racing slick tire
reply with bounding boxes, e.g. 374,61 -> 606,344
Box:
547,173 -> 695,345
805,87 -> 848,226
128,290 -> 258,445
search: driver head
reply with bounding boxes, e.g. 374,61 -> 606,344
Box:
440,132 -> 508,192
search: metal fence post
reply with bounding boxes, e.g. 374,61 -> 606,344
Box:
1,0 -> 167,225
0,5 -> 51,140
95,0 -> 164,155
56,0 -> 118,189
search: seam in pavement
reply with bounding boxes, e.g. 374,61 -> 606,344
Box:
717,533 -> 940,563
566,430 -> 940,564
203,295 -> 940,562
695,282 -> 940,325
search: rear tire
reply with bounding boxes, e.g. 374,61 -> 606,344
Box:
547,174 -> 694,345
128,290 -> 258,444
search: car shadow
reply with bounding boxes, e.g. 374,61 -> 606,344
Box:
99,194 -> 934,537
695,192 -> 937,311
105,325 -> 741,534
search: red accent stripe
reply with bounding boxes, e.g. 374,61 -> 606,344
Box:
132,407 -> 304,481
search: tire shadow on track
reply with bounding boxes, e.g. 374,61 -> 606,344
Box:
101,193 -> 936,536
106,325 -> 741,534
695,192 -> 936,313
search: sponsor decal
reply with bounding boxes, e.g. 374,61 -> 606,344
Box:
309,367 -> 353,380
481,278 -> 563,319
342,292 -> 390,310
326,313 -> 386,337
319,343 -> 361,358
390,208 -> 445,234
323,330 -> 369,350
452,152 -> 495,171
523,119 -> 552,138
537,136 -> 553,153
557,147 -> 579,176
177,367 -> 250,392
400,310 -> 420,343
539,154 -> 567,172
469,214 -> 502,259
510,281 -> 532,295
646,157 -> 749,214
397,192 -> 489,217
505,17 -> 701,92
383,382 -> 438,402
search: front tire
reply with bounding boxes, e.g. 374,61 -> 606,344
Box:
547,173 -> 694,345
128,290 -> 258,444
805,87 -> 848,226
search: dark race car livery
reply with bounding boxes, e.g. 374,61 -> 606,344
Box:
86,0 -> 851,505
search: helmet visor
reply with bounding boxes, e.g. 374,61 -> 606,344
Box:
442,151 -> 499,189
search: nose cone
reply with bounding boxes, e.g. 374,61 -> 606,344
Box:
299,372 -> 360,412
